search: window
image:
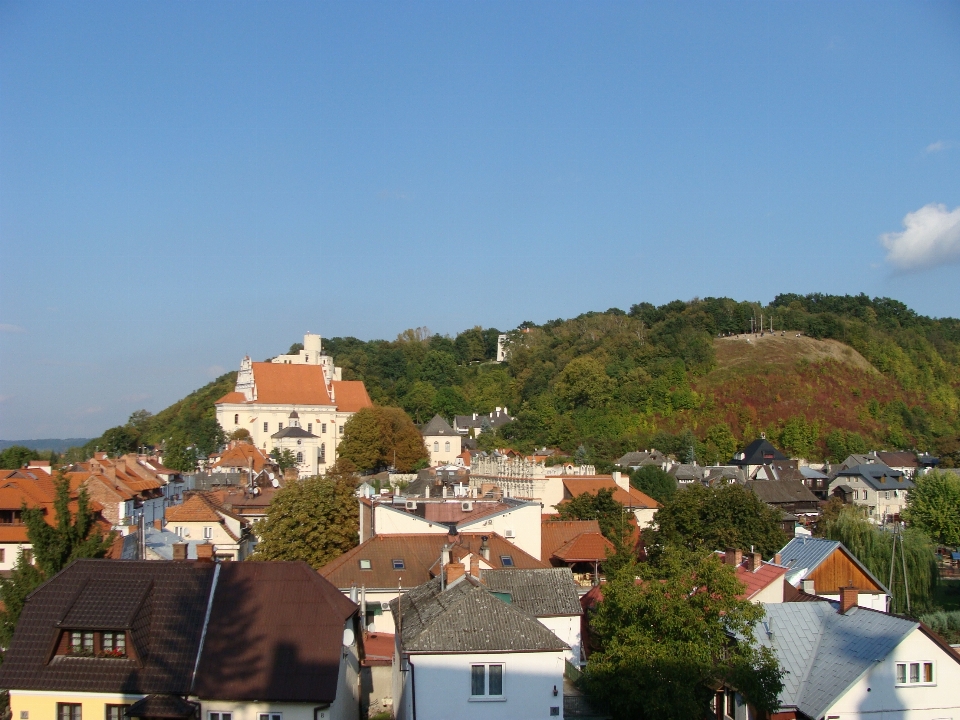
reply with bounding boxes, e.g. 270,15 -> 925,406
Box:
258,714 -> 282,720
393,559 -> 405,570
105,705 -> 130,720
434,441 -> 439,452
296,452 -> 303,463
0,549 -> 5,562
359,559 -> 372,570
234,414 -> 239,424
307,423 -> 312,433
57,704 -> 81,720
278,422 -> 284,430
339,425 -> 344,434
203,527 -> 213,539
470,663 -> 504,698
264,422 -> 269,432
209,714 -> 233,720
319,443 -> 326,463
500,555 -> 514,567
445,441 -> 450,452
896,661 -> 934,685
22,549 -> 32,564
102,631 -> 126,657
322,423 -> 327,433
175,526 -> 184,537
70,631 -> 93,655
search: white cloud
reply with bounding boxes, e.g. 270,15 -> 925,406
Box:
926,140 -> 947,153
0,324 -> 25,333
881,203 -> 960,272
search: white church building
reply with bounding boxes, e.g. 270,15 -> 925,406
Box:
215,332 -> 373,477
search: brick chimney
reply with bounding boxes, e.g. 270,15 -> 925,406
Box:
153,519 -> 163,531
774,553 -> 782,565
470,554 -> 480,579
747,552 -> 762,572
839,586 -> 858,614
172,543 -> 188,561
725,548 -> 743,567
445,562 -> 465,586
196,543 -> 215,562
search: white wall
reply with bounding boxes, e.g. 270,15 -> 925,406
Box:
372,505 -> 449,535
397,651 -> 566,720
425,434 -> 462,466
539,615 -> 581,666
0,543 -> 30,571
460,503 -> 542,560
825,626 -> 960,719
819,592 -> 888,612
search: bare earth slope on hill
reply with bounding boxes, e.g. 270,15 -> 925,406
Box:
714,334 -> 878,375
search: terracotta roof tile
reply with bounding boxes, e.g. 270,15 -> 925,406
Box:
214,391 -> 247,404
541,519 -> 602,563
332,380 -> 373,412
560,478 -> 660,509
165,494 -> 223,523
551,532 -> 615,562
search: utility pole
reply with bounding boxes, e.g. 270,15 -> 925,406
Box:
889,522 -> 910,614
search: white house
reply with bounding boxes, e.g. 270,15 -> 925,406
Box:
215,332 -> 373,476
829,464 -> 915,523
163,493 -> 252,561
750,591 -> 960,720
420,415 -> 462,466
391,564 -> 567,720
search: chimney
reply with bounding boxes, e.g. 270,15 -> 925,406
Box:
839,586 -> 858,614
480,536 -> 490,561
444,562 -> 465,586
196,543 -> 215,562
153,519 -> 162,531
801,579 -> 816,595
724,548 -> 743,567
774,553 -> 782,565
425,485 -> 430,498
172,543 -> 188,561
470,554 -> 480,578
612,471 -> 627,491
747,552 -> 762,572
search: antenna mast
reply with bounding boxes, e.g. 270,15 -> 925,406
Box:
888,521 -> 910,614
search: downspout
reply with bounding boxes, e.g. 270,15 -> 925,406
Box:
408,655 -> 417,720
191,563 -> 221,693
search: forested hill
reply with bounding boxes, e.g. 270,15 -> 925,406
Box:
81,294 -> 960,469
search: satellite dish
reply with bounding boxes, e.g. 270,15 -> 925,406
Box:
342,627 -> 355,647
268,472 -> 275,480
254,487 -> 261,495
271,478 -> 280,488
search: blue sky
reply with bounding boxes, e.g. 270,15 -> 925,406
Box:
1,1 -> 959,439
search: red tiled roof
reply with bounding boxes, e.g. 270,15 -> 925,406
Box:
362,632 -> 394,666
332,381 -> 373,412
319,533 -> 547,590
165,494 -> 223,523
560,477 -> 660,509
211,443 -> 271,472
541,519 -> 603,563
717,552 -> 789,600
552,532 -> 615,562
215,391 -> 247,404
250,363 -> 333,405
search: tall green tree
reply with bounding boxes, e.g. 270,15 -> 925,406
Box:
645,483 -> 787,559
629,465 -> 676,504
269,447 -> 299,473
823,506 -> 938,613
582,547 -> 782,720
0,446 -> 36,470
22,472 -> 114,578
557,488 -> 631,548
903,470 -> 960,547
252,464 -> 359,569
338,406 -> 428,472
0,552 -> 44,652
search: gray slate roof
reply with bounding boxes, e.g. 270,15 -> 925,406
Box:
746,479 -> 820,505
614,450 -> 666,467
271,426 -> 317,439
481,568 -> 582,617
420,415 -> 457,437
752,601 -> 916,719
834,464 -> 915,492
391,576 -> 568,654
778,537 -> 889,593
799,466 -> 829,480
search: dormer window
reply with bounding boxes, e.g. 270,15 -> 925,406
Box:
102,631 -> 126,657
62,630 -> 128,658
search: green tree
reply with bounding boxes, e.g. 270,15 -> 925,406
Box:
557,488 -> 631,548
164,441 -> 200,473
903,470 -> 960,547
582,547 -> 782,720
432,387 -> 470,419
822,506 -> 939,613
0,445 -> 36,470
22,471 -> 114,578
704,424 -> 737,465
252,465 -> 359,568
554,356 -> 614,409
98,425 -> 140,456
269,447 -> 299,473
127,408 -> 154,433
629,465 -> 676,504
0,552 -> 44,652
402,381 -> 437,424
337,406 -> 428,472
646,483 -> 787,559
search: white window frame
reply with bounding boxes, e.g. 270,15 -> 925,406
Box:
469,662 -> 505,701
203,526 -> 213,539
895,660 -> 935,686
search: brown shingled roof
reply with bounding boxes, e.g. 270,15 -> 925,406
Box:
319,533 -> 547,590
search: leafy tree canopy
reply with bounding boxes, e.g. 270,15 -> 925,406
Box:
337,406 -> 428,473
629,465 -> 676,504
557,488 -> 631,548
269,447 -> 298,472
645,483 -> 787,559
904,470 -> 960,547
0,445 -> 37,470
251,464 -> 360,569
582,547 -> 782,719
